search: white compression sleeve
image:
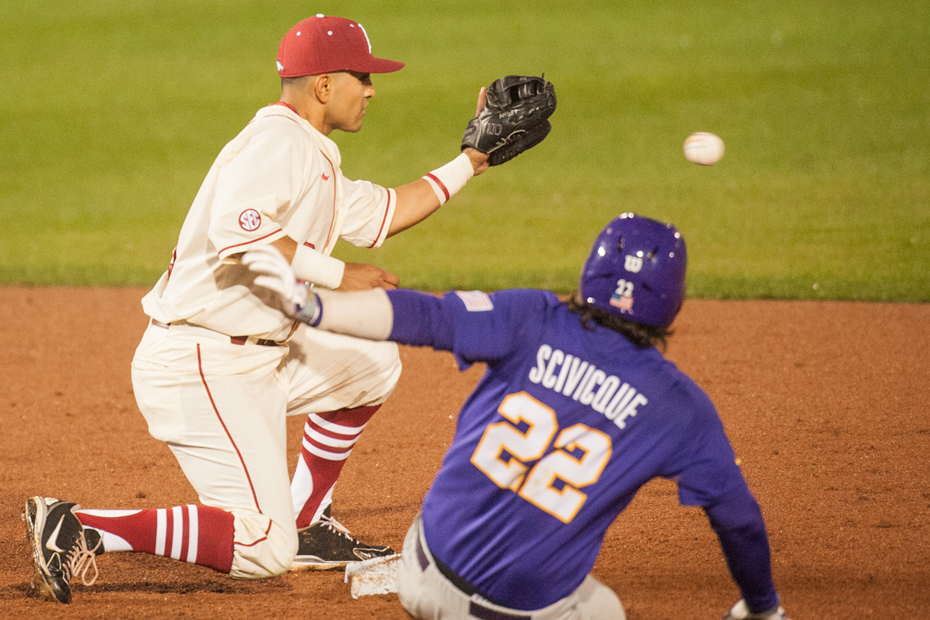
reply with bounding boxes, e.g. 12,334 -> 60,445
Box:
291,244 -> 345,289
422,153 -> 475,205
311,288 -> 394,341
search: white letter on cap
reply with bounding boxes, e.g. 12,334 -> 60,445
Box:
357,23 -> 373,52
624,255 -> 643,273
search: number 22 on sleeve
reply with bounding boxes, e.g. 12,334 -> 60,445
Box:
470,391 -> 612,523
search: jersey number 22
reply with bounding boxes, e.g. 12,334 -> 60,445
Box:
470,391 -> 612,523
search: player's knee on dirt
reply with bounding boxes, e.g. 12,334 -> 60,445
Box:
228,513 -> 298,579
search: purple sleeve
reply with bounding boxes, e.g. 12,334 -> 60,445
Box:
385,289 -> 455,351
385,288 -> 532,367
705,493 -> 780,613
670,387 -> 749,506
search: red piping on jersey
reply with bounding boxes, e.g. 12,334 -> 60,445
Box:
263,104 -> 339,253
218,229 -> 283,257
425,173 -> 451,202
317,151 -> 339,251
252,103 -> 302,128
273,101 -> 299,115
196,344 -> 263,513
167,246 -> 178,280
369,188 -> 392,248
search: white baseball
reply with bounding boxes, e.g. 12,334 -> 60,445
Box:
683,132 -> 725,166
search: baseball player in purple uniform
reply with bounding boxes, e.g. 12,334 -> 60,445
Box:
239,213 -> 791,619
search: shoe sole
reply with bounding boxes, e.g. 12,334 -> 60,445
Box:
23,497 -> 68,603
288,558 -> 350,572
289,550 -> 396,572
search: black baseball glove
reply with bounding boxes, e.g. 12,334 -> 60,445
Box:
461,75 -> 556,166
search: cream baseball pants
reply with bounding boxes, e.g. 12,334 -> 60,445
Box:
397,514 -> 626,620
131,319 -> 400,578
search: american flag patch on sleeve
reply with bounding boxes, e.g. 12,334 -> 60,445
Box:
455,290 -> 494,312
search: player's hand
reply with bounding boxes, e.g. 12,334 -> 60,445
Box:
464,87 -> 490,176
241,245 -> 307,318
723,599 -> 790,620
464,148 -> 490,176
338,263 -> 400,291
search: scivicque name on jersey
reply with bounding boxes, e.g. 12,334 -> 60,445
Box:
527,344 -> 648,429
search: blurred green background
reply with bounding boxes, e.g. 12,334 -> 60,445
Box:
1,0 -> 928,300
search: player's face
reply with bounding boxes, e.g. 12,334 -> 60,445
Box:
326,71 -> 375,134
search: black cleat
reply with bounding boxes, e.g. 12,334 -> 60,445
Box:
23,497 -> 101,604
290,507 -> 394,571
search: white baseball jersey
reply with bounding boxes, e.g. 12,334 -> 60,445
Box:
142,103 -> 397,341
131,103 -> 402,578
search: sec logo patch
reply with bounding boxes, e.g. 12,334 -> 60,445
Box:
239,209 -> 261,231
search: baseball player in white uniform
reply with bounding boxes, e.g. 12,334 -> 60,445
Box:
24,14 -> 493,604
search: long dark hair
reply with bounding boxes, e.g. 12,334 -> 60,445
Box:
567,293 -> 673,350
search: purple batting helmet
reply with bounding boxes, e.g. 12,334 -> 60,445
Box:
579,213 -> 687,328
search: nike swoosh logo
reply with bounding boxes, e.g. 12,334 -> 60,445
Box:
46,515 -> 67,553
353,548 -> 389,561
322,173 -> 330,181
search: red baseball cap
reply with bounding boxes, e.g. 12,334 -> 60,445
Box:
276,15 -> 404,77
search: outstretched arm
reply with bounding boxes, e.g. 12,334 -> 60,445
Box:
241,245 -> 457,350
387,89 -> 490,237
388,74 -> 558,236
241,245 -> 395,339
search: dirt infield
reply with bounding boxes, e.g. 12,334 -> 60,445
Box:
1,287 -> 928,619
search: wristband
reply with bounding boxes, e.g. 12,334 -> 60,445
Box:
423,153 -> 474,206
295,286 -> 323,327
291,244 -> 345,289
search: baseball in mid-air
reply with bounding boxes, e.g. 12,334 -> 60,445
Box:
683,132 -> 725,166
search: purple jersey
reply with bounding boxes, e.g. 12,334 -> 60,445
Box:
387,288 -> 776,611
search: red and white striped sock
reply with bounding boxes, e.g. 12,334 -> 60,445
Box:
75,505 -> 235,573
291,405 -> 380,528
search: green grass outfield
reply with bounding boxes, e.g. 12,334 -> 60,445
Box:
1,0 -> 928,301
